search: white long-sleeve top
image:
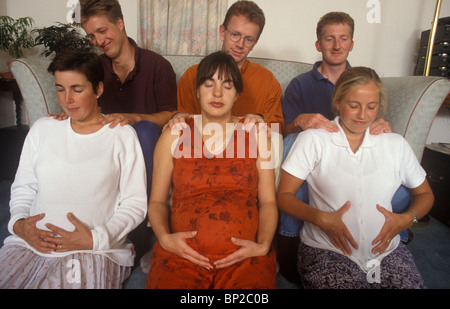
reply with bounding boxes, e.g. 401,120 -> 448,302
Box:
4,117 -> 147,267
282,117 -> 426,272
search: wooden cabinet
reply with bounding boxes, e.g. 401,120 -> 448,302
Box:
0,77 -> 23,127
421,146 -> 450,227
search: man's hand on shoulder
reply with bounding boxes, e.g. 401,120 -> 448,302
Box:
163,112 -> 192,131
369,118 -> 392,135
100,113 -> 130,128
47,112 -> 68,121
294,113 -> 338,132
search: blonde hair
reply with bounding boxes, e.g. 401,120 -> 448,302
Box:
331,67 -> 387,118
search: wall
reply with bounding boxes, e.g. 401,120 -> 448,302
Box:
0,0 -> 138,128
0,0 -> 449,142
229,0 -> 450,143
232,0 -> 450,77
194,0 -> 450,144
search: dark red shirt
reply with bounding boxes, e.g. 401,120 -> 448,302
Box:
99,38 -> 177,115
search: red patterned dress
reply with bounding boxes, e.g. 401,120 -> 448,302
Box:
146,118 -> 276,289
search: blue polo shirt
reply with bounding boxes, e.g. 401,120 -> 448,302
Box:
282,61 -> 351,126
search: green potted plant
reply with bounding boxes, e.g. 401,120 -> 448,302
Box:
33,22 -> 94,57
0,16 -> 35,78
0,16 -> 35,58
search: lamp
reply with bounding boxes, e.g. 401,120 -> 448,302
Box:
423,0 -> 443,76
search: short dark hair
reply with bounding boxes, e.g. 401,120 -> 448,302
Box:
48,49 -> 104,94
316,12 -> 354,40
196,51 -> 243,94
223,1 -> 265,39
80,0 -> 124,24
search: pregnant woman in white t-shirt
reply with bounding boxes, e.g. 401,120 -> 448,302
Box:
0,49 -> 147,289
277,67 -> 434,289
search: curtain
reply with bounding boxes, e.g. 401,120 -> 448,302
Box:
138,0 -> 227,55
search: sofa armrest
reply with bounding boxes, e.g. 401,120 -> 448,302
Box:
382,76 -> 450,162
10,58 -> 61,128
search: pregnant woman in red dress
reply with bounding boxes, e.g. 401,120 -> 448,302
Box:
146,51 -> 277,289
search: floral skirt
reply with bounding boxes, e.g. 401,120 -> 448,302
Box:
0,245 -> 131,289
297,242 -> 425,289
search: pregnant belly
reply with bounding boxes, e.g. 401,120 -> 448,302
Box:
171,201 -> 258,259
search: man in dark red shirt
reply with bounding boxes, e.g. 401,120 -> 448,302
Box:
79,0 -> 177,262
99,37 -> 176,119
80,0 -> 177,193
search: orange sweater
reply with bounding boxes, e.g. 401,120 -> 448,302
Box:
177,59 -> 284,131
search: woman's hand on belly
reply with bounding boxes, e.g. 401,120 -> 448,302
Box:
13,213 -> 58,253
44,213 -> 93,252
316,201 -> 359,256
160,230 -> 213,269
371,204 -> 408,254
213,237 -> 270,269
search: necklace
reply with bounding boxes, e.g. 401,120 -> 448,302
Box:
196,115 -> 236,154
202,134 -> 227,153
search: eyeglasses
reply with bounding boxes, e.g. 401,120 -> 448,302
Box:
225,29 -> 257,48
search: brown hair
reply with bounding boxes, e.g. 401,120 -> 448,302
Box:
80,0 -> 124,25
316,12 -> 354,40
331,67 -> 387,118
48,49 -> 104,95
196,51 -> 243,94
222,1 -> 265,39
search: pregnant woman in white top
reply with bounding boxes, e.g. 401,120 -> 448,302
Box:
0,49 -> 147,289
277,67 -> 434,289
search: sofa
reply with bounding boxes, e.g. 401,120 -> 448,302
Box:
5,54 -> 450,289
10,54 -> 450,161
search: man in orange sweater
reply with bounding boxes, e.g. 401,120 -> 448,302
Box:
173,1 -> 284,132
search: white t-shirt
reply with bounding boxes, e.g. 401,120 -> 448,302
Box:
282,117 -> 426,272
5,117 -> 147,267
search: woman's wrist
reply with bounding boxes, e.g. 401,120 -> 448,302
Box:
255,239 -> 272,256
12,218 -> 25,235
402,210 -> 418,228
311,208 -> 329,230
157,231 -> 172,249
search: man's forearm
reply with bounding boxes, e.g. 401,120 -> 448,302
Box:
136,111 -> 178,128
283,122 -> 302,136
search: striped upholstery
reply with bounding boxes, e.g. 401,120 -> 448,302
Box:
10,55 -> 450,162
10,58 -> 62,128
